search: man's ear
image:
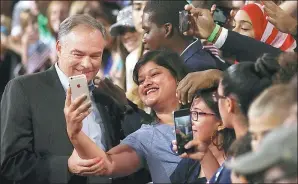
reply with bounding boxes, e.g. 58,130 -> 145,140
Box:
226,97 -> 234,113
56,40 -> 61,58
164,23 -> 173,38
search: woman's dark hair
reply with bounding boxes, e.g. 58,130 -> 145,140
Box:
195,87 -> 236,154
227,133 -> 266,183
221,58 -> 277,119
227,132 -> 252,158
133,50 -> 190,85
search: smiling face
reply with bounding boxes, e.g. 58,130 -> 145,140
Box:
56,25 -> 105,82
191,97 -> 221,143
232,10 -> 255,38
137,61 -> 178,110
120,29 -> 141,53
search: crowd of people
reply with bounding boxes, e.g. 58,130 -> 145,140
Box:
0,0 -> 297,184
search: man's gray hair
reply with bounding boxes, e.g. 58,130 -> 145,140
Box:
58,14 -> 106,41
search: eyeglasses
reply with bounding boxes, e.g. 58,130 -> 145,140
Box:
190,111 -> 215,121
212,92 -> 227,102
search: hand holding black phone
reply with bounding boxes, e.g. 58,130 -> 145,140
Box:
179,10 -> 190,33
174,108 -> 194,155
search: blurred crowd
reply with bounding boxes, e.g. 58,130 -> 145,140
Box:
0,0 -> 297,184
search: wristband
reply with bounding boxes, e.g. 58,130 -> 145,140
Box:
207,24 -> 220,43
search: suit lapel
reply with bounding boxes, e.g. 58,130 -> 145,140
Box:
44,66 -> 73,149
92,90 -> 116,150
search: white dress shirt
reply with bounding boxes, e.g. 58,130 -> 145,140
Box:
55,63 -> 107,151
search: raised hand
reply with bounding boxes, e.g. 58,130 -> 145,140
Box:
176,69 -> 223,105
183,4 -> 216,39
64,87 -> 92,139
262,0 -> 297,36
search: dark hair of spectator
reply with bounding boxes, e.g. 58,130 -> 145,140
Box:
133,50 -> 189,85
195,87 -> 236,154
86,4 -> 117,25
227,132 -> 252,158
221,60 -> 275,119
143,0 -> 189,35
227,133 -> 266,183
58,14 -> 106,41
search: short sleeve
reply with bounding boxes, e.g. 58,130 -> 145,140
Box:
121,124 -> 153,169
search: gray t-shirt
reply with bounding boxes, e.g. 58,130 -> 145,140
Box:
121,123 -> 182,183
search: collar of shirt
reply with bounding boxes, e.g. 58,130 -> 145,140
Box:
180,38 -> 203,60
55,63 -> 95,92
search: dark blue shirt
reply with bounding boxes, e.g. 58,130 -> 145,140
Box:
208,164 -> 232,184
170,158 -> 207,184
181,39 -> 225,72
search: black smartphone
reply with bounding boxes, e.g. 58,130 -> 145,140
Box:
174,108 -> 194,155
179,10 -> 189,33
213,6 -> 230,27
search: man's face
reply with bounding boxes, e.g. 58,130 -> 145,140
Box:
142,12 -> 165,51
56,25 -> 105,82
132,1 -> 147,33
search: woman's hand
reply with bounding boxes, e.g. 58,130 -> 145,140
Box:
64,87 -> 92,139
172,139 -> 209,161
68,149 -> 111,176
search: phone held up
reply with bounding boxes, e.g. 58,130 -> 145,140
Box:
174,108 -> 194,155
179,10 -> 190,33
69,74 -> 91,104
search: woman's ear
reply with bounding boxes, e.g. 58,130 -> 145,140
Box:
164,23 -> 173,38
217,124 -> 225,131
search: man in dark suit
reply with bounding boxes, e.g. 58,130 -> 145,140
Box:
141,0 -> 226,72
1,14 -> 151,184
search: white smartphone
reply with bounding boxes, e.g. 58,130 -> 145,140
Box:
69,74 -> 91,104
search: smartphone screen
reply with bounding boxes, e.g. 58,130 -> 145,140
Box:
179,10 -> 189,33
174,108 -> 194,155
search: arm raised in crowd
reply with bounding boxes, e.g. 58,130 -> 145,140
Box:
1,79 -> 71,183
176,69 -> 223,105
64,87 -> 142,177
263,1 -> 297,37
183,4 -> 282,62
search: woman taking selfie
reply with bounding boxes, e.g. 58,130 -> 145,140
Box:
64,50 -> 190,183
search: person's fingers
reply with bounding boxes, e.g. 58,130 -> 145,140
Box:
263,6 -> 276,18
185,152 -> 205,160
69,94 -> 88,112
184,140 -> 197,149
180,152 -> 189,158
74,101 -> 92,116
76,109 -> 92,122
187,85 -> 198,104
180,82 -> 192,105
266,16 -> 277,26
78,157 -> 101,167
65,87 -> 72,107
262,0 -> 278,10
